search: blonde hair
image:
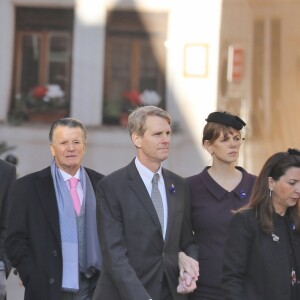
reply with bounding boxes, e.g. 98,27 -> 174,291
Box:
128,106 -> 171,137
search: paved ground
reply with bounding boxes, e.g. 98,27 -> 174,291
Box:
7,271 -> 24,300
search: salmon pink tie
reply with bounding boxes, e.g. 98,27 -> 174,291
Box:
69,177 -> 81,215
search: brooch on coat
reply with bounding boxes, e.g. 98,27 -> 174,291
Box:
271,233 -> 279,243
239,189 -> 247,199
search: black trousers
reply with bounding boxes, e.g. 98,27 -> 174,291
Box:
61,272 -> 99,300
160,273 -> 173,300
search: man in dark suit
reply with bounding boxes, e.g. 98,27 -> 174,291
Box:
93,106 -> 199,300
5,118 -> 104,300
0,159 -> 16,300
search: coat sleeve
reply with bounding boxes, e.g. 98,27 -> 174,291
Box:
5,178 -> 37,286
179,182 -> 198,259
0,163 -> 16,275
221,211 -> 254,300
96,180 -> 151,300
0,163 -> 16,248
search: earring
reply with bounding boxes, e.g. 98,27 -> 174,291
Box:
269,189 -> 272,197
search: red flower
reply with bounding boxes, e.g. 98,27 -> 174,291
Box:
31,86 -> 48,99
122,90 -> 141,106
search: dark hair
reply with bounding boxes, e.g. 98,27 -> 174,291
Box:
202,122 -> 240,145
49,117 -> 87,143
241,151 -> 300,233
127,106 -> 171,137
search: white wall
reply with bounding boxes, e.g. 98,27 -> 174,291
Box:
0,0 -> 14,120
0,0 -> 225,177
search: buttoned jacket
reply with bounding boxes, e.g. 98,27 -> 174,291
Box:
93,160 -> 197,300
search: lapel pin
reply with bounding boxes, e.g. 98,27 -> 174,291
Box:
240,190 -> 247,199
169,184 -> 176,194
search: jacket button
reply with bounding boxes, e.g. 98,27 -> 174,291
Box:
49,278 -> 55,285
52,250 -> 58,256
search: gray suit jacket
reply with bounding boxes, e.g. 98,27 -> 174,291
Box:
93,160 -> 197,300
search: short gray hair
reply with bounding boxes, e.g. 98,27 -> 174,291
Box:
49,117 -> 87,143
127,106 -> 171,137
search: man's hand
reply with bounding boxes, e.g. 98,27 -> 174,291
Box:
178,251 -> 199,280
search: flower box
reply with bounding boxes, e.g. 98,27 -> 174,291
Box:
27,109 -> 68,123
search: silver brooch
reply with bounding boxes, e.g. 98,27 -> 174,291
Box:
271,233 -> 279,243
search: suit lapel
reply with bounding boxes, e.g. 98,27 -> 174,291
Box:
127,161 -> 163,235
35,168 -> 61,244
162,169 -> 176,244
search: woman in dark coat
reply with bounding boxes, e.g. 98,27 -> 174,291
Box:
222,149 -> 300,300
186,111 -> 256,299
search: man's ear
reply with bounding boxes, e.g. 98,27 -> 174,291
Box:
132,132 -> 142,149
50,144 -> 55,157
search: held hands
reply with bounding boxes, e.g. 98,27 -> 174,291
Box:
177,252 -> 199,294
177,272 -> 197,294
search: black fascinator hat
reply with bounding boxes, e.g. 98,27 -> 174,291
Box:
287,148 -> 300,156
205,111 -> 246,130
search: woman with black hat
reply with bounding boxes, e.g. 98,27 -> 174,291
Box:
185,111 -> 256,299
